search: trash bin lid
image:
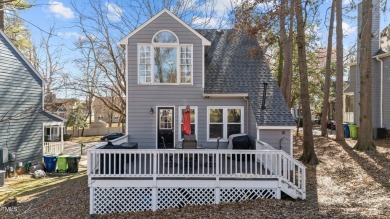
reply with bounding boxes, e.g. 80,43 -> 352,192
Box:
43,155 -> 57,158
58,155 -> 70,158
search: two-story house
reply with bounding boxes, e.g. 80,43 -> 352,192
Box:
119,9 -> 295,153
87,9 -> 305,214
0,30 -> 66,166
345,0 -> 390,139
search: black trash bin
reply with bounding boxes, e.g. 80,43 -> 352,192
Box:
66,155 -> 81,173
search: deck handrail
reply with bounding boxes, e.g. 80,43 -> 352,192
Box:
87,146 -> 306,199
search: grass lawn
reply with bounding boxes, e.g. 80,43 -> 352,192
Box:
1,136 -> 390,218
70,136 -> 103,143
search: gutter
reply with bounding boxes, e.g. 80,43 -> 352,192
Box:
203,93 -> 249,98
375,56 -> 384,127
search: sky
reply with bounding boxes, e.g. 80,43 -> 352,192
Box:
14,0 -> 390,98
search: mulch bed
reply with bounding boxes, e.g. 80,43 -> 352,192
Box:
2,137 -> 390,218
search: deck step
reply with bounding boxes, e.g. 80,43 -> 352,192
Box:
280,181 -> 299,199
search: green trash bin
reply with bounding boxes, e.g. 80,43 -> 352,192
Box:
349,125 -> 358,139
66,155 -> 81,173
57,155 -> 69,173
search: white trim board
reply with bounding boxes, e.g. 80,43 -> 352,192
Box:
0,30 -> 46,83
203,93 -> 248,98
257,126 -> 296,130
137,43 -> 193,85
119,9 -> 211,46
206,106 -> 245,142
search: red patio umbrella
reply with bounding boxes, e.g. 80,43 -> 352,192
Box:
182,105 -> 191,138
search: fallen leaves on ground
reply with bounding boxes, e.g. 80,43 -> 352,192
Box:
2,137 -> 390,218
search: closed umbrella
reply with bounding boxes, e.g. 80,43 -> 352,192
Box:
182,105 -> 191,139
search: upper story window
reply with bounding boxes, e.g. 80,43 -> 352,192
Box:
153,31 -> 178,43
138,30 -> 192,85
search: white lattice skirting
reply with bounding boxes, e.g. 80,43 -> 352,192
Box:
92,187 -> 278,214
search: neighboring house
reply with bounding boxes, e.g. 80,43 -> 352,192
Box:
92,97 -> 124,125
345,0 -> 389,137
45,96 -> 78,120
0,30 -> 66,164
120,10 -> 295,153
87,9 -> 304,214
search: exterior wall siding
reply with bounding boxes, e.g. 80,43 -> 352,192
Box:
0,33 -> 48,163
258,129 -> 291,154
126,12 -> 250,149
381,56 -> 390,128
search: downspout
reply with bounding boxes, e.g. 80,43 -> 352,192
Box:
376,56 -> 383,127
244,97 -> 249,134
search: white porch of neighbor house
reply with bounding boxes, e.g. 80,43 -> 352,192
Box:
43,122 -> 65,155
343,92 -> 354,123
87,134 -> 306,214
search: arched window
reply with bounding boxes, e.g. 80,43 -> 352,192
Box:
138,30 -> 192,85
153,31 -> 178,43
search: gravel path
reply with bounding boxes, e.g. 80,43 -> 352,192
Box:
2,137 -> 390,218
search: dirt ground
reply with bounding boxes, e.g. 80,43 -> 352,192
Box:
1,136 -> 390,218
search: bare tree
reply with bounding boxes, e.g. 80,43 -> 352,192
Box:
280,0 -> 294,108
354,0 -> 375,151
321,0 -> 335,137
67,0 -> 218,133
295,0 -> 319,164
334,0 -> 344,141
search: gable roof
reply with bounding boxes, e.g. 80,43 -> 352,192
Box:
197,29 -> 295,126
0,30 -> 46,83
119,9 -> 211,46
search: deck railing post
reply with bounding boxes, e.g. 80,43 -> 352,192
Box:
152,151 -> 157,211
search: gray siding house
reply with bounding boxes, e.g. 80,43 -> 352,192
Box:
0,30 -> 65,165
119,9 -> 295,154
345,0 -> 390,136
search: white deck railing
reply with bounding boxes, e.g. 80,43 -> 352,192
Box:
344,112 -> 354,123
87,145 -> 306,198
43,142 -> 63,155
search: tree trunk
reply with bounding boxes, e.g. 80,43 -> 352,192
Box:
280,0 -> 293,108
335,0 -> 345,141
354,0 -> 375,151
321,0 -> 335,137
0,1 -> 4,31
295,0 -> 319,164
277,0 -> 287,87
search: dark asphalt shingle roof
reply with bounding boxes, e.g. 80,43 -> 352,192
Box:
196,29 -> 295,126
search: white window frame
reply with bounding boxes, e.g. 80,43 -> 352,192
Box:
207,106 -> 245,142
137,30 -> 193,85
138,44 -> 152,84
178,106 -> 198,141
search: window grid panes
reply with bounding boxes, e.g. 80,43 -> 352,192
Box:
153,31 -> 178,43
180,46 -> 192,83
159,109 -> 173,129
209,109 -> 224,139
208,107 -> 243,140
139,45 -> 151,83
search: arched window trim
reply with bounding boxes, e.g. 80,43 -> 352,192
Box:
152,30 -> 179,45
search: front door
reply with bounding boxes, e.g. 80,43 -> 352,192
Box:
157,107 -> 174,148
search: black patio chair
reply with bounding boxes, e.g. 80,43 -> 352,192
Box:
161,137 -> 175,167
206,137 -> 221,168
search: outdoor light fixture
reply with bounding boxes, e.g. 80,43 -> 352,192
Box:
150,107 -> 154,114
261,82 -> 268,110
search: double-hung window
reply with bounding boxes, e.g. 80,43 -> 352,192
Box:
178,106 -> 198,141
207,106 -> 244,140
138,30 -> 193,85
